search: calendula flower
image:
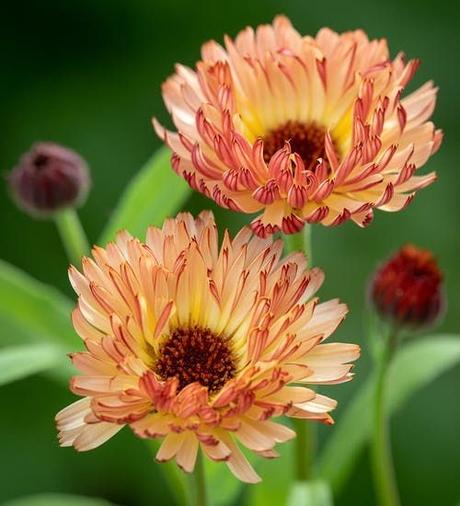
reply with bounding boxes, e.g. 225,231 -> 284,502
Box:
154,16 -> 442,237
371,244 -> 443,328
56,211 -> 359,482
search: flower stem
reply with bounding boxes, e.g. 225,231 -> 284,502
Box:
189,452 -> 208,506
285,225 -> 315,482
285,225 -> 313,265
292,418 -> 313,480
371,333 -> 400,506
54,208 -> 90,266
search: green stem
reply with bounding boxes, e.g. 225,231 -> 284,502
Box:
285,225 -> 315,483
371,334 -> 400,506
285,225 -> 313,265
188,451 -> 208,506
54,208 -> 90,266
292,418 -> 314,481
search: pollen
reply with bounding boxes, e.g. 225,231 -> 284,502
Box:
154,326 -> 236,394
263,120 -> 329,169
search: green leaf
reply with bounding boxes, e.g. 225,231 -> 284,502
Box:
0,259 -> 77,382
0,343 -> 62,387
3,494 -> 117,506
146,440 -> 188,506
0,259 -> 76,348
246,440 -> 294,506
287,480 -> 333,506
99,147 -> 191,244
206,458 -> 246,506
316,335 -> 460,494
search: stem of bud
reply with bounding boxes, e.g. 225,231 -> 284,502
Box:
371,330 -> 401,506
54,209 -> 90,266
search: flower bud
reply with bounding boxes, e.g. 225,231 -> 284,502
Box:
370,244 -> 443,328
8,142 -> 90,218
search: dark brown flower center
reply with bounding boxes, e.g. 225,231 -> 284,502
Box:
263,120 -> 328,169
154,326 -> 236,394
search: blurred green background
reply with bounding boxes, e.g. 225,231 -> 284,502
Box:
1,0 -> 459,505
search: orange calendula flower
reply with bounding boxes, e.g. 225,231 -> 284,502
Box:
154,16 -> 442,237
56,211 -> 359,482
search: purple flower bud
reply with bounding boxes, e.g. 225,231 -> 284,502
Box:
8,142 -> 90,218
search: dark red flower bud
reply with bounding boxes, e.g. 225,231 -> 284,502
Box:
8,142 -> 90,218
370,245 -> 443,328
